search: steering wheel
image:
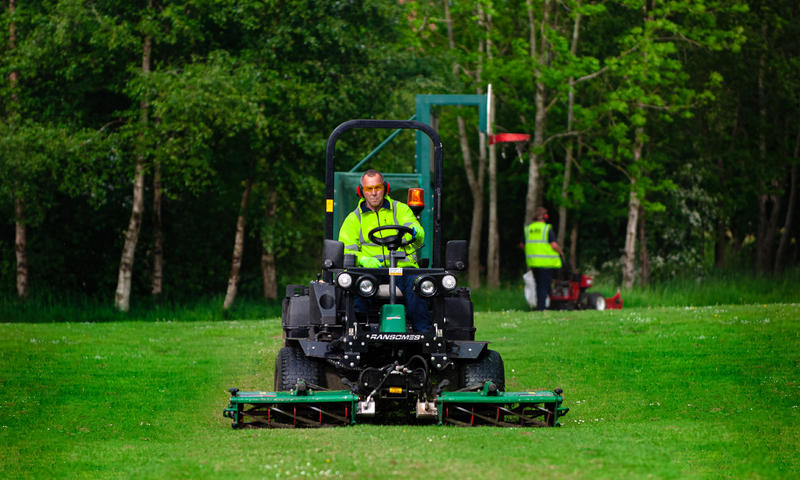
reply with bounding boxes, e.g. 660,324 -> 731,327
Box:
368,225 -> 415,251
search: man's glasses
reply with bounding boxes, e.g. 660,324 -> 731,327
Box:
362,185 -> 384,193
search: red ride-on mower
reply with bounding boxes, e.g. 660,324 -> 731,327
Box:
524,263 -> 623,311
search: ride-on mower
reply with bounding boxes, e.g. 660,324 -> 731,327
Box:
524,264 -> 623,311
223,120 -> 568,428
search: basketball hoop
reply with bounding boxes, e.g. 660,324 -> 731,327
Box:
490,133 -> 530,162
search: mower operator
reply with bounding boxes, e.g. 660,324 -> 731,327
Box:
525,206 -> 564,311
338,169 -> 431,333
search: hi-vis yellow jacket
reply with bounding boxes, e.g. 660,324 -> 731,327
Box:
525,221 -> 562,268
338,195 -> 424,268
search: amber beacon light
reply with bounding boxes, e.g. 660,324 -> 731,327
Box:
407,188 -> 425,216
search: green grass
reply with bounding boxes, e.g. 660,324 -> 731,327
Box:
471,268 -> 800,311
2,304 -> 798,479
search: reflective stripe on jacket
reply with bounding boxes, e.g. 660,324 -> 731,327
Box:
525,221 -> 562,268
337,195 -> 424,267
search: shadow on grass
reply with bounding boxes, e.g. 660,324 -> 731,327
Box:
1,293 -> 282,323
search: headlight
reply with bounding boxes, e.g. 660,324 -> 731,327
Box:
336,272 -> 353,289
357,275 -> 377,297
441,274 -> 457,291
415,276 -> 437,297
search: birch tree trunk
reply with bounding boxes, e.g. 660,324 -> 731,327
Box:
114,24 -> 152,312
622,127 -> 644,289
261,189 -> 278,300
523,0 -> 551,225
557,7 -> 582,247
482,5 -> 500,288
622,187 -> 640,289
444,0 -> 486,288
10,0 -> 27,300
151,160 -> 163,297
486,89 -> 500,288
223,178 -> 254,310
15,188 -> 28,300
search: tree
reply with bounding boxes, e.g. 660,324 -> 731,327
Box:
595,0 -> 744,288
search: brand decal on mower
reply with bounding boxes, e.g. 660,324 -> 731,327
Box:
367,333 -> 424,341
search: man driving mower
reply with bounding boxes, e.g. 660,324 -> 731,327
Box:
337,169 -> 430,332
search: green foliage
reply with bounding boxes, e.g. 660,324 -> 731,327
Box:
1,0 -> 798,302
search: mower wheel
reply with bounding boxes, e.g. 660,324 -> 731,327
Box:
587,292 -> 606,311
274,345 -> 323,391
463,349 -> 505,391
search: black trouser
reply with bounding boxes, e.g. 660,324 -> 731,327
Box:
531,267 -> 553,311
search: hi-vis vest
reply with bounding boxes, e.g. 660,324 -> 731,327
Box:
338,195 -> 424,268
525,221 -> 562,268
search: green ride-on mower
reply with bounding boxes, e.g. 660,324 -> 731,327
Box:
223,120 -> 569,428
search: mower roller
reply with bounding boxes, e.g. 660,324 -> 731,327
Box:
223,120 -> 568,428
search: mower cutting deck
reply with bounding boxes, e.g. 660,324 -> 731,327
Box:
224,381 -> 568,428
223,382 -> 358,428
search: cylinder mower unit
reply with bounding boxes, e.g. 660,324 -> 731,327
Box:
223,120 -> 568,428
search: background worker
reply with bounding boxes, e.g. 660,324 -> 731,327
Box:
338,169 -> 430,332
524,206 -> 564,311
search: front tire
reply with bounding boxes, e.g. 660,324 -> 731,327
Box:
462,349 -> 505,391
273,345 -> 323,391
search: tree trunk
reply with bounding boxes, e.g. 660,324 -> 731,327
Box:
757,190 -> 781,274
151,160 -> 163,297
10,1 -> 26,300
714,219 -> 727,268
262,189 -> 278,300
569,222 -> 578,268
523,0 -> 551,225
482,7 -> 499,289
753,29 -> 781,275
558,6 -> 582,248
444,1 -> 487,288
14,187 -> 28,300
114,29 -> 152,312
638,205 -> 650,286
622,126 -> 644,289
457,116 -> 485,289
223,178 -> 254,310
261,248 -> 277,300
774,127 -> 799,272
487,88 -> 500,288
622,187 -> 640,289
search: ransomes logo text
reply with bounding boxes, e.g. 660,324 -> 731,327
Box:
367,333 -> 424,341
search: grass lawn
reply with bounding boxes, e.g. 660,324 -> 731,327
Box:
1,304 -> 798,479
